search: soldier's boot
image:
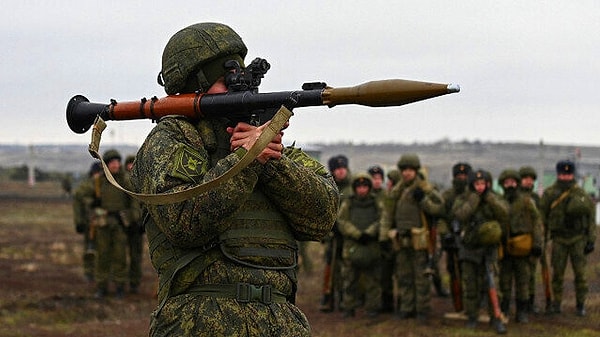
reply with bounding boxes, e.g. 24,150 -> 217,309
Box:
342,308 -> 355,318
500,298 -> 510,317
492,317 -> 507,334
551,301 -> 562,314
319,294 -> 333,313
576,302 -> 586,317
516,300 -> 529,323
380,293 -> 395,313
433,275 -> 449,297
466,315 -> 478,329
115,284 -> 125,299
528,294 -> 540,314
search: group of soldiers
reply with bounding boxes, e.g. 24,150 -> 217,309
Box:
72,149 -> 144,299
319,153 -> 596,334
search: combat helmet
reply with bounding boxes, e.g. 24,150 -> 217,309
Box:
397,153 -> 421,170
352,173 -> 373,191
102,149 -> 122,164
498,169 -> 520,186
158,22 -> 248,95
518,166 -> 537,180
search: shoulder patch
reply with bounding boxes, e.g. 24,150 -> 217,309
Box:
171,143 -> 208,184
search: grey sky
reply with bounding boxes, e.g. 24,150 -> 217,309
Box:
2,0 -> 599,148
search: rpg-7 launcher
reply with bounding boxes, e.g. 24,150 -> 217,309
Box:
67,57 -> 460,133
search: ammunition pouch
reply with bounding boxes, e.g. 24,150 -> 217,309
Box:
411,227 -> 430,251
506,233 -> 532,257
346,241 -> 380,268
91,208 -> 107,227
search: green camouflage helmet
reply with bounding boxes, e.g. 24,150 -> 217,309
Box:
158,22 -> 248,95
102,149 -> 122,164
397,153 -> 421,170
498,169 -> 520,185
478,220 -> 502,246
518,166 -> 537,180
352,172 -> 373,191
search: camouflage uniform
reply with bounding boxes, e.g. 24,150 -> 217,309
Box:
83,151 -> 140,297
539,161 -> 596,316
132,116 -> 338,337
337,175 -> 382,317
72,163 -> 102,281
498,169 -> 543,323
124,155 -> 145,292
380,155 -> 444,319
320,155 -> 352,312
452,173 -> 509,332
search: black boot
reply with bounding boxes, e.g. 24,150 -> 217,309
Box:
576,302 -> 586,317
433,275 -> 449,297
319,294 -> 333,312
500,298 -> 510,317
551,301 -> 562,314
528,294 -> 539,314
466,315 -> 477,329
492,317 -> 507,334
516,300 -> 529,323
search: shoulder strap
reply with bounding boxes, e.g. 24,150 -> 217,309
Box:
550,188 -> 572,210
87,106 -> 293,205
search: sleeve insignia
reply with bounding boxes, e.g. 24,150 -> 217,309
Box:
171,144 -> 207,184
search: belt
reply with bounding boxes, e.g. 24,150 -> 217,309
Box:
187,283 -> 287,304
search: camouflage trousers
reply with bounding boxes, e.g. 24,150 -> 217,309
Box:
461,259 -> 499,319
499,255 -> 531,302
95,221 -> 128,289
341,258 -> 382,312
395,248 -> 431,314
126,226 -> 144,287
551,237 -> 588,304
151,294 -> 310,337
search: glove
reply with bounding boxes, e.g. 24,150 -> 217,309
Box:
75,223 -> 86,234
357,233 -> 371,245
530,245 -> 543,257
584,241 -> 595,255
379,240 -> 392,252
441,233 -> 456,250
412,187 -> 425,202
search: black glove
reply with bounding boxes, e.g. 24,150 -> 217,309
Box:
530,245 -> 543,257
379,240 -> 392,252
584,241 -> 595,255
75,223 -> 86,234
357,233 -> 371,245
412,187 -> 425,202
441,233 -> 456,250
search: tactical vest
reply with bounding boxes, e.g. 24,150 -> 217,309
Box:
349,196 -> 379,232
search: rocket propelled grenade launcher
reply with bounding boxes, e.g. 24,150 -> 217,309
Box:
67,58 -> 460,133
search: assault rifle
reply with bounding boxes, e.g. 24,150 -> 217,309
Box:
448,220 -> 463,312
540,237 -> 552,312
66,58 -> 460,133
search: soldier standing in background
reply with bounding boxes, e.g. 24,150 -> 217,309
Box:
131,22 -> 339,336
439,162 -> 472,310
72,162 -> 103,282
88,149 -> 140,299
320,154 -> 352,312
368,165 -> 385,200
338,173 -> 382,318
518,165 -> 542,313
498,169 -> 543,323
452,169 -> 508,334
380,153 -> 444,322
540,160 -> 596,316
124,155 -> 144,293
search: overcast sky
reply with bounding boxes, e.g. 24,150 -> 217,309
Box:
1,0 -> 599,148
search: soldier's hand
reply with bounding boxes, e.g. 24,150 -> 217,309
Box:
530,245 -> 543,257
75,223 -> 86,234
584,241 -> 595,255
227,121 -> 285,164
412,187 -> 425,202
441,233 -> 456,250
357,233 -> 371,245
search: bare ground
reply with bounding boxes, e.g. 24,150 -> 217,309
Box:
1,181 -> 599,337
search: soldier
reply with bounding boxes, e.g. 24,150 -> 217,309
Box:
124,154 -> 144,293
497,169 -> 543,323
380,153 -> 444,322
88,149 -> 140,299
72,162 -> 103,282
338,173 -> 382,318
452,169 -> 508,334
439,162 -> 472,310
518,165 -> 542,313
130,22 -> 339,336
539,160 -> 596,316
367,165 -> 385,200
319,154 -> 352,312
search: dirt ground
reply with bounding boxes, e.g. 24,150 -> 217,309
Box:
1,181 -> 599,337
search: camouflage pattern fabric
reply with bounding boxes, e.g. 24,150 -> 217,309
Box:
540,180 -> 596,307
72,177 -> 96,279
131,116 -> 338,337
